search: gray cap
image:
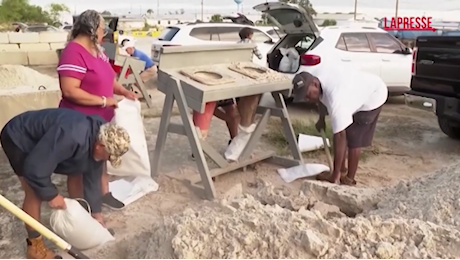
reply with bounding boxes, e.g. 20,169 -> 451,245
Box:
292,71 -> 316,103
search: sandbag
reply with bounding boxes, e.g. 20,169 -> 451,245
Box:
287,47 -> 300,72
224,123 -> 256,161
107,98 -> 151,177
278,48 -> 291,72
50,198 -> 114,250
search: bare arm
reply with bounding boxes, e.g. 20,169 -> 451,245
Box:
60,76 -> 104,106
113,78 -> 130,96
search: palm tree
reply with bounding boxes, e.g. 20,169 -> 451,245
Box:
146,9 -> 154,16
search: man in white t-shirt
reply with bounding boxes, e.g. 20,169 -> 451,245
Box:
292,64 -> 388,185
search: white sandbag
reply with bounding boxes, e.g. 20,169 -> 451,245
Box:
50,198 -> 114,250
277,163 -> 330,183
110,176 -> 159,206
107,98 -> 151,177
224,123 -> 256,161
298,133 -> 330,153
278,47 -> 291,73
287,47 -> 300,72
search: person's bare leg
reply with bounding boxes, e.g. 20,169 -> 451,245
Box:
19,177 -> 59,259
101,170 -> 110,196
237,95 -> 261,127
341,148 -> 348,175
213,107 -> 228,121
222,105 -> 240,139
67,175 -> 83,198
347,147 -> 361,181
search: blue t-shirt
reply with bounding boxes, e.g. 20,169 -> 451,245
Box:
132,49 -> 154,70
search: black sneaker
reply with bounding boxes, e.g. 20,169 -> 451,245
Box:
102,192 -> 125,210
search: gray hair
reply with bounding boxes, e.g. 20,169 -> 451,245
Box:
69,9 -> 103,53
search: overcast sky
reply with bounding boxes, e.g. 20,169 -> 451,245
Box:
29,0 -> 460,16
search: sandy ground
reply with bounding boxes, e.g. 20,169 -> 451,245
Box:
1,66 -> 460,258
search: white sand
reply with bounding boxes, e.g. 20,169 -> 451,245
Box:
127,163 -> 460,259
0,65 -> 59,90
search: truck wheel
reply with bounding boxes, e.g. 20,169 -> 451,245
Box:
438,117 -> 460,139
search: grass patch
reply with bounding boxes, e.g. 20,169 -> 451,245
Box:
262,118 -> 375,161
263,118 -> 333,155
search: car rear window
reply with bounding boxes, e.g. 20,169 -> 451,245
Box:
158,27 -> 180,41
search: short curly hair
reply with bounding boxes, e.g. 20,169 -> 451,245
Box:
69,10 -> 103,53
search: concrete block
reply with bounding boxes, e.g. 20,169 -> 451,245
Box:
19,43 -> 51,51
49,42 -> 66,50
0,52 -> 28,65
0,44 -> 20,51
27,50 -> 59,66
8,32 -> 40,44
0,33 -> 9,44
0,87 -> 61,131
39,32 -> 68,43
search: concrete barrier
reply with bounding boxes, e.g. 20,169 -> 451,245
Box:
0,86 -> 61,131
0,32 -> 68,66
0,52 -> 28,65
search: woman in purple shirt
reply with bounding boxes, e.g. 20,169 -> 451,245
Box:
57,10 -> 136,212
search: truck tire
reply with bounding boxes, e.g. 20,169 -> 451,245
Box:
438,117 -> 460,139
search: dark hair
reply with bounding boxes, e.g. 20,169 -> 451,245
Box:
239,27 -> 254,40
69,9 -> 102,53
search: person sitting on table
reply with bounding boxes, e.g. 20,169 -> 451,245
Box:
0,108 -> 130,259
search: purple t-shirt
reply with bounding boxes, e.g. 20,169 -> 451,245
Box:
57,42 -> 115,122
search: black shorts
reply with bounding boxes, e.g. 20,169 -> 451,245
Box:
346,106 -> 382,149
0,131 -> 26,176
216,98 -> 240,107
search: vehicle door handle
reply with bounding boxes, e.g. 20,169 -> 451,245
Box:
382,59 -> 390,62
341,59 -> 351,62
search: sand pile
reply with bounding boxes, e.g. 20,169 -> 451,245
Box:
0,65 -> 59,90
369,162 -> 460,228
124,174 -> 460,259
127,192 -> 460,259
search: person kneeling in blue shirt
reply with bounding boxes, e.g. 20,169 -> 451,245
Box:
121,39 -> 157,85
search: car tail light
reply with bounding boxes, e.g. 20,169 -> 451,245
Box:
411,47 -> 418,76
163,44 -> 180,47
301,54 -> 321,66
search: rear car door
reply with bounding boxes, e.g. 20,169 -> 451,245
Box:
336,33 -> 381,76
367,32 -> 412,88
253,2 -> 319,37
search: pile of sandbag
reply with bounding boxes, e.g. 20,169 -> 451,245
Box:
279,47 -> 300,73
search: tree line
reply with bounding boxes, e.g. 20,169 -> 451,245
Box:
0,0 -> 69,26
210,0 -> 336,27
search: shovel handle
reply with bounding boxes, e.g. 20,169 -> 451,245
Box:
0,194 -> 89,259
320,129 -> 334,171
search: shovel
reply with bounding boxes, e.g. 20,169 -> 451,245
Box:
0,194 -> 89,259
319,129 -> 334,171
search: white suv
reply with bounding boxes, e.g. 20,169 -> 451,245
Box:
151,22 -> 277,66
256,2 -> 413,101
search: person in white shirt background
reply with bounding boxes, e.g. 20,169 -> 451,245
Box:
292,63 -> 388,185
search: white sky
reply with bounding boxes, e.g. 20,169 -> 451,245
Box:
30,0 -> 460,19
